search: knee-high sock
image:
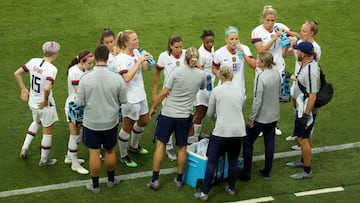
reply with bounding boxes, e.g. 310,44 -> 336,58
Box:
67,134 -> 79,164
131,123 -> 144,149
118,129 -> 130,158
40,134 -> 52,162
22,121 -> 40,150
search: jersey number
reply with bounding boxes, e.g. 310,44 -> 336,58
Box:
31,75 -> 41,93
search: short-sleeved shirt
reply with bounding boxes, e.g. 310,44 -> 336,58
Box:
251,23 -> 290,73
22,58 -> 57,109
213,45 -> 253,92
161,65 -> 206,118
110,49 -> 146,103
156,49 -> 186,85
294,61 -> 320,114
75,66 -> 128,131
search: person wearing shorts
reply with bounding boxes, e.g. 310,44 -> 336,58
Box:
75,45 -> 127,193
147,47 -> 206,190
14,41 -> 60,167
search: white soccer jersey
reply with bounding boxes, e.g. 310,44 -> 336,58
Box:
156,49 -> 186,84
199,44 -> 215,82
213,45 -> 253,92
22,58 -> 57,109
66,65 -> 86,103
251,23 -> 290,73
107,53 -> 115,66
112,49 -> 146,103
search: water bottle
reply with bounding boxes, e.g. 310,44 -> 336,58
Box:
139,49 -> 156,67
234,44 -> 243,59
206,75 -> 212,91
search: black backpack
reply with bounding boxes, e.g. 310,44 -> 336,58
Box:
298,65 -> 333,108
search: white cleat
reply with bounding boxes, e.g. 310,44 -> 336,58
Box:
64,155 -> 85,164
71,162 -> 89,174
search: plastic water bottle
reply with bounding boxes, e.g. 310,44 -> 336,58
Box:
139,49 -> 156,67
206,75 -> 212,91
234,44 -> 243,59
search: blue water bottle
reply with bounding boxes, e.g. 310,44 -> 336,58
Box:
206,75 -> 212,91
139,49 -> 156,67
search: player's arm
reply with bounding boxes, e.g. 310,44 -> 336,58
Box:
121,54 -> 148,82
244,55 -> 256,69
152,69 -> 161,103
149,87 -> 170,119
14,67 -> 29,102
38,81 -> 52,109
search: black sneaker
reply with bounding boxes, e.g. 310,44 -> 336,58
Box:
258,169 -> 270,179
238,169 -> 251,181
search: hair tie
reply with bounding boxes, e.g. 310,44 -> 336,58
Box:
225,29 -> 238,37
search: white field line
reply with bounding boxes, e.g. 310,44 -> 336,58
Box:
294,186 -> 345,197
226,196 -> 275,203
0,142 -> 359,198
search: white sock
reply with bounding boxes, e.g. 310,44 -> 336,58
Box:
166,134 -> 174,150
22,121 -> 39,150
67,134 -> 79,164
131,123 -> 144,149
118,129 -> 129,158
40,134 -> 52,162
193,124 -> 202,137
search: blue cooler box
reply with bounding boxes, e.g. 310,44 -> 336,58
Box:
183,149 -> 229,188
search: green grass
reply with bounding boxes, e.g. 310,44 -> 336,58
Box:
1,0 -> 360,202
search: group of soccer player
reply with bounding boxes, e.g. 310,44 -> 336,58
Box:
14,4 -> 322,198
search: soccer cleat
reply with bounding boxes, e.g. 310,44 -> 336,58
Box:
291,145 -> 301,150
258,169 -> 270,179
275,127 -> 282,135
71,163 -> 89,174
64,155 -> 85,164
286,135 -> 297,141
20,149 -> 28,159
86,182 -> 100,193
258,132 -> 263,137
173,177 -> 183,188
129,145 -> 149,155
224,185 -> 235,196
147,180 -> 160,190
166,148 -> 177,161
120,155 -> 138,168
39,159 -> 57,167
290,171 -> 312,179
107,178 -> 120,188
194,192 -> 208,201
286,160 -> 304,168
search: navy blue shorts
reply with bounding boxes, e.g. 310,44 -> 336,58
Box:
294,114 -> 317,138
154,114 -> 192,147
83,124 -> 118,150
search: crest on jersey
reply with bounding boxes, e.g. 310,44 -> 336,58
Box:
176,61 -> 180,67
232,57 -> 236,62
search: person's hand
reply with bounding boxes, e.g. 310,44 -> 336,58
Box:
247,120 -> 254,128
149,108 -> 157,120
38,100 -> 48,109
20,88 -> 29,102
299,114 -> 309,128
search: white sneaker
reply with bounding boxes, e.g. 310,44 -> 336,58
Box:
291,145 -> 301,150
275,127 -> 282,135
39,159 -> 57,167
166,148 -> 177,161
64,155 -> 85,164
286,135 -> 297,141
290,171 -> 312,179
71,163 -> 89,174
